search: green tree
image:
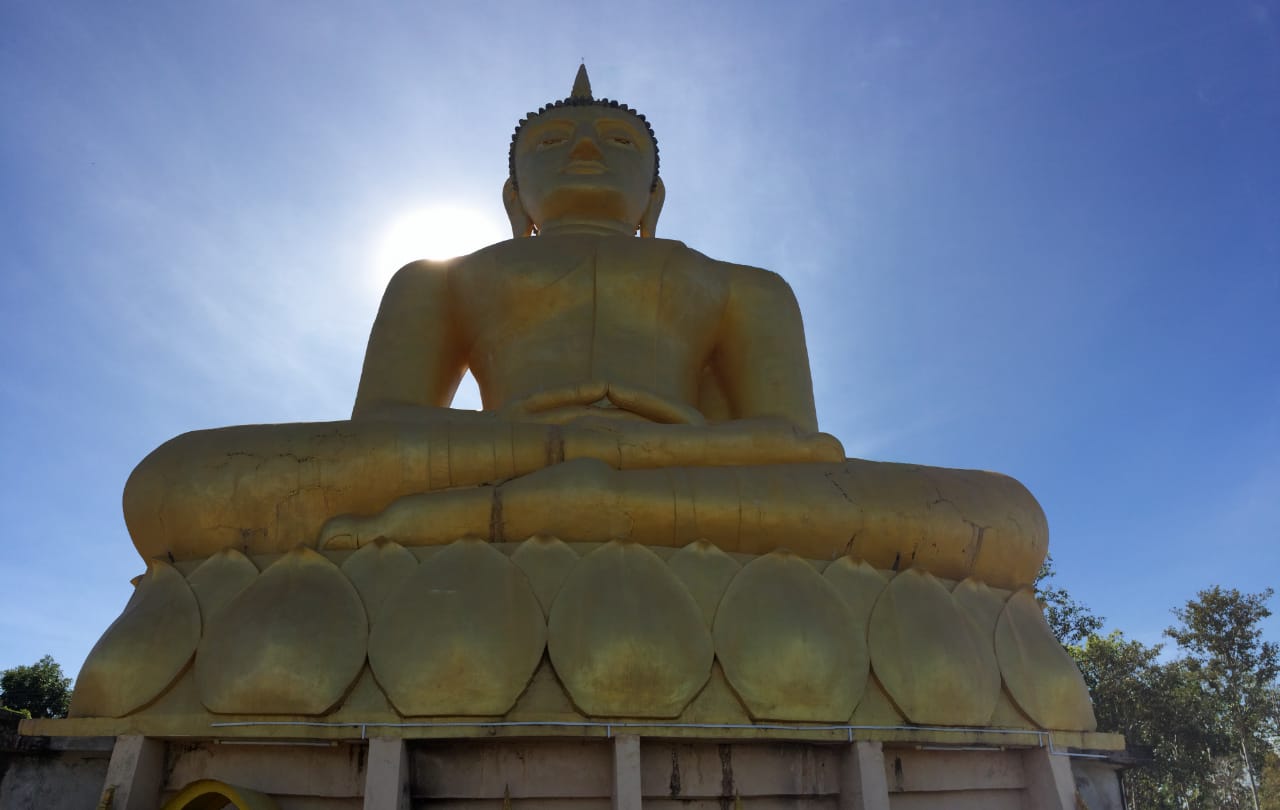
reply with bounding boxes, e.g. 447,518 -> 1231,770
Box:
1070,632 -> 1229,808
0,655 -> 72,719
1035,554 -> 1104,646
1166,587 -> 1279,810
1033,571 -> 1279,808
1259,750 -> 1280,810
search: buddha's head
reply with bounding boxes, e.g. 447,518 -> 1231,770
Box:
504,65 -> 665,238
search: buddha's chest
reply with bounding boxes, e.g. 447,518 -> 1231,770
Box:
456,239 -> 727,352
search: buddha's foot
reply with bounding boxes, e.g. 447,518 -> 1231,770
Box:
319,485 -> 494,550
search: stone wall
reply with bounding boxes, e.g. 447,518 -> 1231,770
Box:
0,732 -> 113,810
3,733 -> 1126,809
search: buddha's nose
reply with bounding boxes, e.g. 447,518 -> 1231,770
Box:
569,137 -> 604,161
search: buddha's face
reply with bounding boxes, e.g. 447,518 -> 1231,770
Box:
513,106 -> 657,232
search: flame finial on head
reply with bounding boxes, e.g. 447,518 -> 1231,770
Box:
571,64 -> 592,101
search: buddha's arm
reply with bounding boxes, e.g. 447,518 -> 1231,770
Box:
713,264 -> 829,436
351,260 -> 472,421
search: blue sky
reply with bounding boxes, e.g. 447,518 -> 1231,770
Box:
2,1 -> 1277,679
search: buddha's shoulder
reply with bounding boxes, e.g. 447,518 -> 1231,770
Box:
672,247 -> 796,297
378,257 -> 455,297
455,236 -> 734,265
441,239 -> 791,299
455,235 -> 697,260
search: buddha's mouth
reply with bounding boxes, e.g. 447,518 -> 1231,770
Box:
564,160 -> 607,174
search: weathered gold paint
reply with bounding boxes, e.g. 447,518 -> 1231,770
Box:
548,542 -> 711,717
714,551 -> 861,721
867,569 -> 1000,726
678,661 -> 755,725
195,547 -> 367,715
989,687 -> 1041,730
996,588 -> 1098,732
509,535 -> 580,616
951,577 -> 1010,644
338,538 -> 418,621
324,665 -> 400,723
822,556 -> 889,633
70,560 -> 199,718
116,69 -> 1049,591
506,656 -> 581,720
186,548 -> 258,620
850,673 -> 907,726
369,539 -> 545,716
665,539 -> 741,627
61,67 -> 1100,739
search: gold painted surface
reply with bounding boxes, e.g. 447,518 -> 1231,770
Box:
119,665 -> 206,728
163,779 -> 279,810
989,688 -> 1040,730
505,655 -> 581,720
70,560 -> 200,718
867,569 -> 1000,726
678,661 -> 754,725
186,549 -> 258,620
195,547 -> 367,715
835,462 -> 1047,588
369,539 -> 545,716
822,557 -> 888,633
117,68 -> 1049,591
65,546 -> 1098,733
548,541 -> 712,718
324,665 -> 402,724
995,588 -> 1097,732
509,535 -> 580,616
339,538 -> 418,620
951,577 -> 1010,645
66,67 -> 1091,739
850,673 -> 906,726
714,551 -> 860,721
665,539 -> 741,627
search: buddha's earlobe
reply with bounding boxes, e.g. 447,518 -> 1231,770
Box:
639,177 -> 666,238
503,178 -> 534,238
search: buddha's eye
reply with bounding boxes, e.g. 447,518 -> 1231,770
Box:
540,136 -> 566,147
611,136 -> 632,145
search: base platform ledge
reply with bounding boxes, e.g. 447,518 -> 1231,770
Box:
22,716 -> 1125,754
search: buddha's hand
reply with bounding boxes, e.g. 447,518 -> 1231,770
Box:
498,381 -> 707,426
561,416 -> 845,469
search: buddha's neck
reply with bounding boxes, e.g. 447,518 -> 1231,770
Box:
536,217 -> 637,238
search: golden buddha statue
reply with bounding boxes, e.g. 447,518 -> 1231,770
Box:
55,66 -> 1105,741
122,65 -> 1046,591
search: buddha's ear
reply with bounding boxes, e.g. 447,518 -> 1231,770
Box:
639,177 -> 665,238
503,178 -> 534,238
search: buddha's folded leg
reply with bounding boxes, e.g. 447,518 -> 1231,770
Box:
124,418 -> 845,562
318,458 -> 1048,590
124,419 -> 557,560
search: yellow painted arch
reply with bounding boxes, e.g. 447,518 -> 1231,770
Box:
162,779 -> 279,810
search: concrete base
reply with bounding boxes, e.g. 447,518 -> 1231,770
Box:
2,733 -> 1127,809
0,732 -> 113,810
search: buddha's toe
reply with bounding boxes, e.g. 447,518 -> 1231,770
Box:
318,514 -> 369,550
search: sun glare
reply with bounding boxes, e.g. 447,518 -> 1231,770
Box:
376,205 -> 509,277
